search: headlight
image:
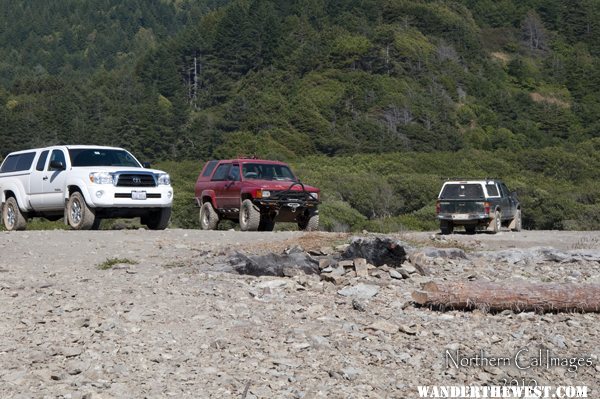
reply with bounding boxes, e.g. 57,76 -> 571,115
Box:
309,192 -> 319,200
89,172 -> 115,185
255,189 -> 270,199
157,173 -> 171,185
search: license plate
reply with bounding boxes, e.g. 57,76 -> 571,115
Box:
452,214 -> 469,220
132,191 -> 147,200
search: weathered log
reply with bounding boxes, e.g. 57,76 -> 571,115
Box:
412,281 -> 600,313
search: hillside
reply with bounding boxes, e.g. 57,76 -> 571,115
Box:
0,0 -> 599,230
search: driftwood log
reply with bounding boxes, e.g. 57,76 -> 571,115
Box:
412,281 -> 600,313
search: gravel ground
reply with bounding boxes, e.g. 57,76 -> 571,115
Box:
0,229 -> 599,398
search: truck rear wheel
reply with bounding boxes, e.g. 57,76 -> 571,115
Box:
298,208 -> 319,231
258,216 -> 275,232
510,209 -> 522,232
465,225 -> 476,234
2,197 -> 27,231
145,208 -> 171,230
67,192 -> 96,230
440,220 -> 453,235
239,199 -> 260,231
199,202 -> 219,230
491,210 -> 502,234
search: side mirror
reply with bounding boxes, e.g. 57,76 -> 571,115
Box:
49,160 -> 65,170
142,162 -> 151,168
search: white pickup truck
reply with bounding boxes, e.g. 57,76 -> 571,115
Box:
0,145 -> 173,230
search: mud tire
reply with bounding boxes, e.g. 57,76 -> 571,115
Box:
239,199 -> 260,231
199,202 -> 219,230
67,192 -> 96,230
2,197 -> 27,231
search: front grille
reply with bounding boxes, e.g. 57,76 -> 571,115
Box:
271,190 -> 314,202
116,173 -> 156,187
115,193 -> 161,199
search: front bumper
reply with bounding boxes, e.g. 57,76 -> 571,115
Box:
86,185 -> 173,208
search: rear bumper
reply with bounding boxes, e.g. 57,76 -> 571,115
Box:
437,214 -> 491,224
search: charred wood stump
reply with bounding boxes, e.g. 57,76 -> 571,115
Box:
412,281 -> 600,313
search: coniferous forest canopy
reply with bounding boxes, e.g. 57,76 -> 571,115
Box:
0,0 -> 599,231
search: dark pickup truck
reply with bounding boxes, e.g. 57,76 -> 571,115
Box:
194,158 -> 320,231
435,179 -> 521,234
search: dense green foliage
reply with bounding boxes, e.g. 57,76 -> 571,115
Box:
1,0 -> 599,231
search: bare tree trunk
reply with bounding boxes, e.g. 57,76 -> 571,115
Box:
412,281 -> 600,313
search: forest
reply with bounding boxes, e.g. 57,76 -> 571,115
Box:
0,0 -> 599,231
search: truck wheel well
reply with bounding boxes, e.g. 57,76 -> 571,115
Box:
68,185 -> 82,196
202,196 -> 213,205
4,190 -> 16,200
241,194 -> 252,201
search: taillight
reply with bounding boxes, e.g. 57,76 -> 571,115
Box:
435,201 -> 441,214
484,202 -> 491,214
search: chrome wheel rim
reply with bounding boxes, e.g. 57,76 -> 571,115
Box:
70,199 -> 82,224
201,206 -> 210,226
241,206 -> 249,225
6,204 -> 15,228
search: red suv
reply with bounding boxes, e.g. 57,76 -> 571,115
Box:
194,159 -> 320,231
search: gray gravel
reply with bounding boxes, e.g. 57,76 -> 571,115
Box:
0,229 -> 599,398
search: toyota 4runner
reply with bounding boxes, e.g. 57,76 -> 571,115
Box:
194,159 -> 320,231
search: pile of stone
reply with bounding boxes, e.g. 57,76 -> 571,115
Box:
228,236 -> 428,285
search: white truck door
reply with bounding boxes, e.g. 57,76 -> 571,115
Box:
44,149 -> 68,209
29,150 -> 50,209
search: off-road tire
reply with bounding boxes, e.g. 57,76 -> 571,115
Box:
145,207 -> 171,230
465,225 -> 476,234
2,197 -> 27,231
258,216 -> 275,232
511,209 -> 522,232
491,210 -> 502,234
440,220 -> 453,235
199,202 -> 219,230
67,192 -> 96,230
298,209 -> 319,231
91,218 -> 102,230
239,199 -> 260,231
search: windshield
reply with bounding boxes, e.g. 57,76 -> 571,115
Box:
440,184 -> 484,199
242,163 -> 296,181
69,148 -> 141,167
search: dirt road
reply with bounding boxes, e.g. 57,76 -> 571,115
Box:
1,229 -> 598,398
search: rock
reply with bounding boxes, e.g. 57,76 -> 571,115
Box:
399,324 -> 418,335
338,283 -> 379,299
353,258 -> 369,278
422,247 -> 468,260
341,367 -> 362,381
342,237 -> 408,267
321,274 -> 347,285
352,298 -> 367,312
338,260 -> 354,269
318,258 -> 335,270
407,253 -> 431,276
230,251 -> 319,277
402,263 -> 418,274
389,269 -> 404,280
366,320 -> 398,334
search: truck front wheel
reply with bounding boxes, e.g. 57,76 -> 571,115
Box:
239,199 -> 260,231
144,208 -> 171,230
2,197 -> 27,231
298,208 -> 319,231
67,192 -> 96,230
199,202 -> 219,230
